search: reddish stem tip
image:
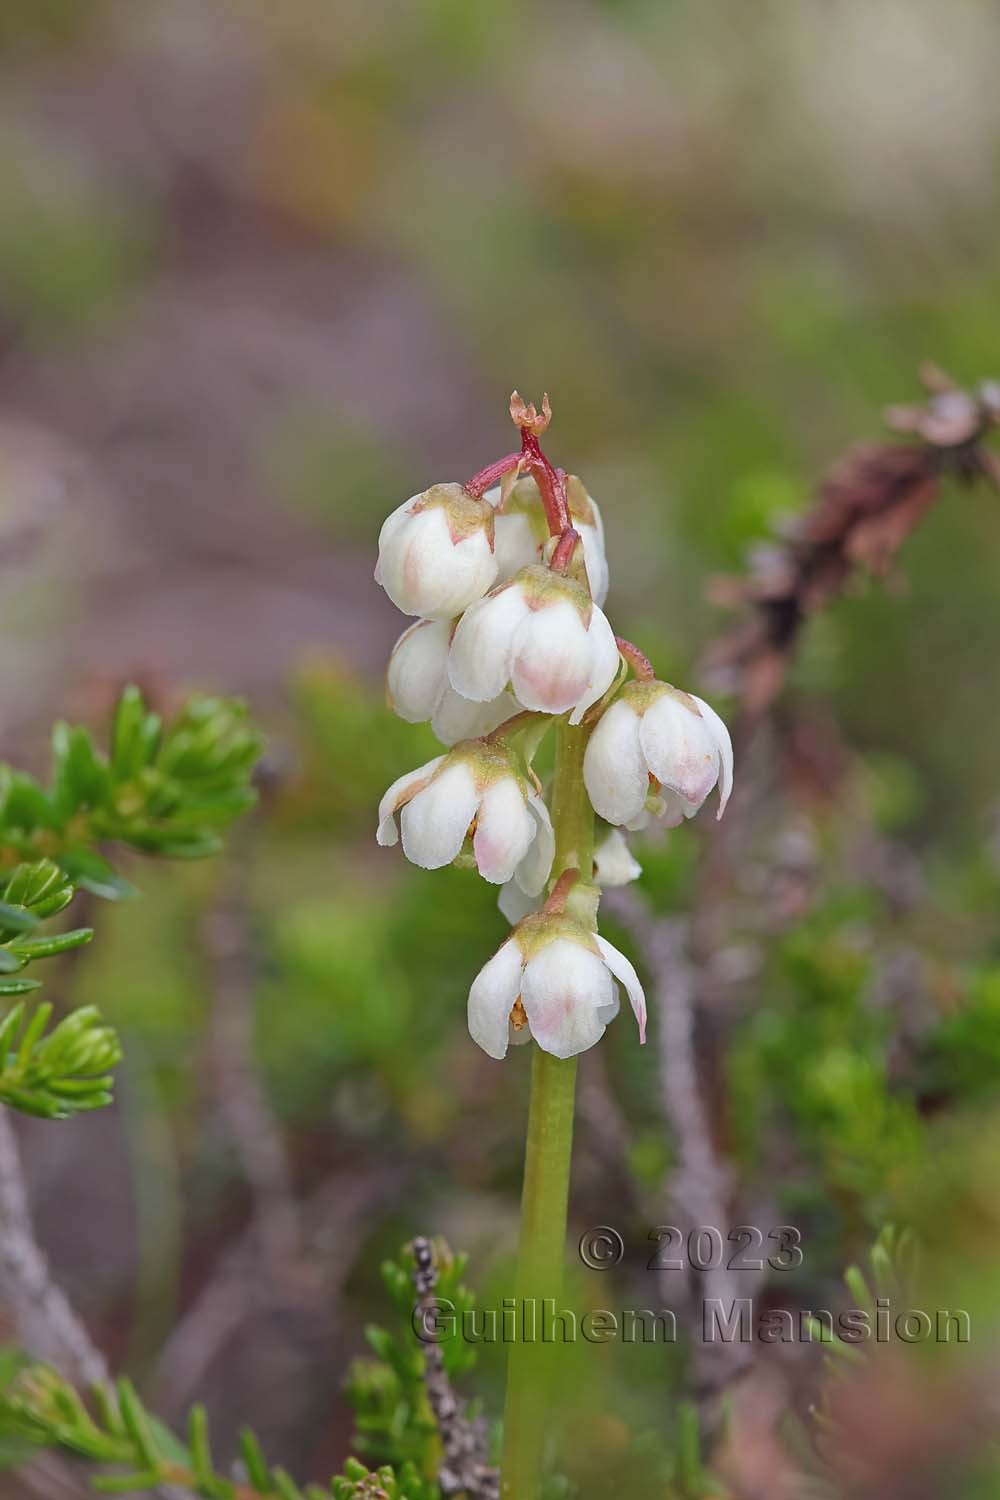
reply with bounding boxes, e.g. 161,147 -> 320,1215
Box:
549,527 -> 580,575
542,868 -> 579,914
463,452 -> 523,499
615,637 -> 655,681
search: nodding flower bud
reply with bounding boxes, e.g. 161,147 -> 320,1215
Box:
447,565 -> 620,724
487,475 -> 609,605
375,483 -> 497,620
376,741 -> 554,893
386,618 -> 517,746
583,681 -> 733,828
468,912 -> 646,1060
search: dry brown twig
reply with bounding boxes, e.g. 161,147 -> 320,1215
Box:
411,1237 -> 499,1500
704,366 -> 1000,718
203,851 -> 299,1270
602,892 -> 762,1424
0,1108 -> 108,1388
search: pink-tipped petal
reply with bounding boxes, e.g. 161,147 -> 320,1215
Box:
473,776 -> 537,885
521,938 -> 616,1059
690,694 -> 734,816
511,598 -> 592,714
595,935 -> 647,1044
638,693 -> 720,810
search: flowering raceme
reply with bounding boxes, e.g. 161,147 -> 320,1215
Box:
373,392 -> 733,1062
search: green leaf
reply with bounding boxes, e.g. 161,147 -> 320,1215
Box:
0,1004 -> 122,1119
1,861 -> 74,921
6,929 -> 92,961
49,723 -> 111,819
0,903 -> 37,937
110,686 -> 161,781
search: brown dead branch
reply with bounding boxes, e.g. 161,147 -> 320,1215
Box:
705,368 -> 1000,718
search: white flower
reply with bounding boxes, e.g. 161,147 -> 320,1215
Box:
376,742 -> 554,891
593,829 -> 642,886
386,619 -> 518,746
447,565 -> 620,724
486,474 -> 609,604
583,681 -> 733,827
468,913 -> 646,1060
375,483 -> 497,619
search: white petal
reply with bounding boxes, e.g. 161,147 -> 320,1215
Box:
639,693 -> 720,810
493,510 -> 543,583
587,495 -> 606,546
569,605 -> 620,724
580,525 -> 609,606
376,507 -> 449,617
521,938 -> 615,1059
595,935 -> 647,1044
374,497 -> 417,585
514,792 -> 555,896
511,598 -> 592,714
437,529 -> 500,619
376,755 -> 446,846
386,619 -> 451,723
430,687 -> 518,747
593,829 -> 642,887
498,881 -> 541,925
448,584 -> 532,702
473,776 -> 536,885
689,694 -> 734,817
582,699 -> 647,825
659,788 -> 697,825
400,760 -> 479,869
468,938 -> 524,1060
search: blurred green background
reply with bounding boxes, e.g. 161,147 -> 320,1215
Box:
2,1 -> 1000,1495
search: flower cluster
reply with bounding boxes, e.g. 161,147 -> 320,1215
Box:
374,395 -> 733,1060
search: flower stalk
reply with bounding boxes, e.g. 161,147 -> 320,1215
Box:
499,718 -> 593,1499
372,391 -> 734,1494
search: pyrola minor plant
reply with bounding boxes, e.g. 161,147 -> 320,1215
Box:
374,393 -> 733,1498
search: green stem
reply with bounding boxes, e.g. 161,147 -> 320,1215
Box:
500,719 -> 594,1499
